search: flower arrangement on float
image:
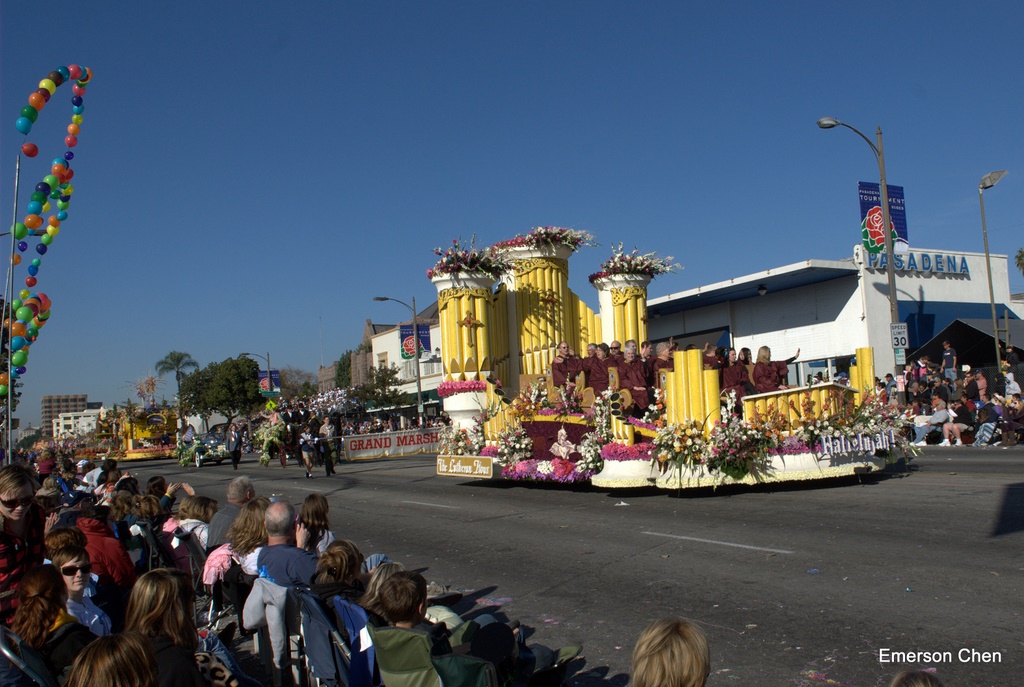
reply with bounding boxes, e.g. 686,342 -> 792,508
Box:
492,226 -> 596,253
436,380 -> 488,398
588,243 -> 681,283
427,237 -> 511,280
601,442 -> 654,462
437,406 -> 492,456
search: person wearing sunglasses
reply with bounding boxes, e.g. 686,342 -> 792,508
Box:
0,464 -> 47,625
51,544 -> 111,636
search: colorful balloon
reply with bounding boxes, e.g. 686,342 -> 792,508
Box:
10,337 -> 26,351
12,223 -> 27,240
38,78 -> 56,95
26,201 -> 42,215
21,143 -> 38,157
64,135 -> 78,148
15,117 -> 32,135
24,277 -> 36,287
11,352 -> 28,367
15,306 -> 33,321
24,215 -> 42,229
35,244 -> 46,255
27,92 -> 45,110
19,106 -> 38,123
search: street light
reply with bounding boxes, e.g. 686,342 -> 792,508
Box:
818,116 -> 902,390
373,295 -> 423,427
979,170 -> 1008,372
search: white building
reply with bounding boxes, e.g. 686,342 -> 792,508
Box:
647,246 -> 1023,382
369,313 -> 443,421
52,408 -> 103,438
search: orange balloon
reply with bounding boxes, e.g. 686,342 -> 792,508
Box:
28,93 -> 45,110
67,123 -> 80,136
24,214 -> 42,229
10,255 -> 20,266
51,164 -> 67,176
0,375 -> 8,387
48,216 -> 60,227
10,323 -> 25,337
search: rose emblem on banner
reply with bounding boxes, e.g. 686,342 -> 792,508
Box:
861,205 -> 894,254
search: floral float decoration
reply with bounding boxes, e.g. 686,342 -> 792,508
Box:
427,237 -> 510,280
588,243 -> 680,283
492,226 -> 596,253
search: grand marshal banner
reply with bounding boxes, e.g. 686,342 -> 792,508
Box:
344,427 -> 440,461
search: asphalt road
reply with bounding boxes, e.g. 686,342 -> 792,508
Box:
129,448 -> 1023,687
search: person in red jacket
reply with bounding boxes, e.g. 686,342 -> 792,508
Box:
0,464 -> 49,625
753,346 -> 800,393
76,503 -> 135,631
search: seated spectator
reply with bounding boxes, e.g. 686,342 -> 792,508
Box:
299,493 -> 336,555
82,460 -> 114,491
176,495 -> 218,550
619,347 -> 651,416
35,450 -> 57,482
51,544 -> 112,636
228,497 -> 271,575
125,568 -> 209,687
54,489 -> 92,529
207,476 -> 255,550
753,346 -> 799,393
45,526 -> 89,560
585,344 -> 611,395
940,396 -> 975,446
312,540 -> 368,638
912,399 -> 949,446
972,402 -> 1004,446
378,570 -> 452,647
93,468 -> 123,503
358,561 -> 406,627
76,502 -> 136,630
256,499 -> 317,586
10,564 -> 95,685
889,670 -> 945,687
631,617 -> 710,687
0,464 -> 48,625
550,341 -> 582,388
146,476 -> 194,513
65,632 -> 158,687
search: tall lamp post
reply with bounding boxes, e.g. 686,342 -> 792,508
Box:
979,170 -> 1008,373
818,117 -> 902,389
373,296 -> 423,427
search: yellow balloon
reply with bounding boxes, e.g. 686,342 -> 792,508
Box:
71,114 -> 83,124
18,290 -> 29,299
38,79 -> 56,95
64,184 -> 74,195
41,202 -> 51,212
46,226 -> 59,237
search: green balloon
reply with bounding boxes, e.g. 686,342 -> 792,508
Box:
11,351 -> 27,367
11,300 -> 22,312
30,192 -> 46,203
19,106 -> 38,123
49,190 -> 61,199
15,306 -> 33,322
0,386 -> 8,397
43,175 -> 60,189
40,234 -> 53,246
30,259 -> 40,267
26,326 -> 38,338
12,223 -> 27,240
57,200 -> 69,210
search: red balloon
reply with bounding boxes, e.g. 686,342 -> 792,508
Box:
68,65 -> 82,80
65,168 -> 74,181
65,135 -> 78,148
21,143 -> 38,157
72,84 -> 86,97
37,294 -> 51,310
24,276 -> 36,288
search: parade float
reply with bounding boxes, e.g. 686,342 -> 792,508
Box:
433,228 -> 914,490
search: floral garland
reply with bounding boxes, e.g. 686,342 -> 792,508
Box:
588,243 -> 681,283
502,457 -> 591,483
254,419 -> 286,467
437,380 -> 488,398
653,419 -> 709,471
495,426 -> 533,465
492,226 -> 596,253
427,237 -> 510,280
437,426 -> 480,456
600,442 -> 654,462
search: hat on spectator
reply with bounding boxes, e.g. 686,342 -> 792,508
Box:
61,491 -> 90,508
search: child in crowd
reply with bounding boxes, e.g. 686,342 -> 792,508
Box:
631,617 -> 710,687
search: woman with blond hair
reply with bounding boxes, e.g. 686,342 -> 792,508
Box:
631,617 -> 710,687
753,345 -> 800,393
65,632 -> 157,687
10,564 -> 95,684
358,561 -> 405,626
176,495 -> 219,550
125,568 -> 207,687
0,464 -> 47,625
227,496 -> 271,575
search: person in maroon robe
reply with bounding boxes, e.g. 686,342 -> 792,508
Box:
551,341 -> 582,388
620,347 -> 651,416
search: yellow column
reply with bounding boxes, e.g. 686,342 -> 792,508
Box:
510,252 -> 571,378
432,273 -> 496,381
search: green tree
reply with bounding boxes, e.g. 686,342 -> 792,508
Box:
350,364 -> 409,409
1015,247 -> 1024,279
179,364 -> 216,430
204,357 -> 263,433
155,351 -> 199,436
334,350 -> 354,389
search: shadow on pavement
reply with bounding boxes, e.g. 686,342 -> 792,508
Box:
991,481 -> 1024,536
567,663 -> 630,687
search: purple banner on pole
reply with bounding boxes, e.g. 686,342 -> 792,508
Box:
399,324 -> 431,360
858,181 -> 909,254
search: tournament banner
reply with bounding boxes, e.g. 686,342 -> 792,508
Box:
344,427 -> 440,461
858,182 -> 909,254
399,325 -> 431,360
258,369 -> 281,393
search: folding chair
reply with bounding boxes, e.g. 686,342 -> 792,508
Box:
366,626 -> 440,687
333,598 -> 378,687
0,626 -> 59,687
172,527 -> 214,625
292,588 -> 351,687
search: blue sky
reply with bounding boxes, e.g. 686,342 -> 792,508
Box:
2,2 -> 1022,427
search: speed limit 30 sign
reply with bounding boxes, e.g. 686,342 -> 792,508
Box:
890,323 -> 909,349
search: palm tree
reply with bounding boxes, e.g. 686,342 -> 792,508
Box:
156,351 -> 199,437
1015,248 -> 1024,279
